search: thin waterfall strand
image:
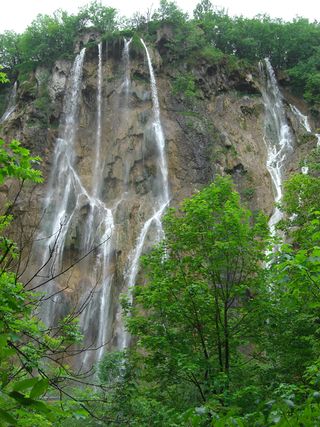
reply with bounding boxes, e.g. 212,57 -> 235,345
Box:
122,38 -> 132,97
119,40 -> 170,349
290,103 -> 320,147
93,42 -> 103,198
140,39 -> 169,206
80,43 -> 115,365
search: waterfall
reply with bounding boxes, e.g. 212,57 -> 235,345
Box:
140,39 -> 170,206
259,58 -> 294,233
31,46 -> 115,368
29,39 -> 170,362
122,38 -> 132,99
36,48 -> 87,326
0,81 -> 17,123
92,42 -> 103,198
78,43 -> 115,366
290,104 -> 311,132
290,105 -> 310,174
290,103 -> 320,147
118,40 -> 170,349
290,104 -> 320,174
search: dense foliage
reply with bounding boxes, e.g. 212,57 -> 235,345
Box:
1,141 -> 320,425
0,0 -> 320,103
3,133 -> 320,425
0,139 -> 100,425
39,166 -> 319,426
95,168 -> 320,426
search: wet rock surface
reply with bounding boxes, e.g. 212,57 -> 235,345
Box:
0,41 -> 315,366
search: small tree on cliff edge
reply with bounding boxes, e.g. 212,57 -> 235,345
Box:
125,176 -> 270,404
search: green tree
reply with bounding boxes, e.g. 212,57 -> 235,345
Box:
125,177 -> 269,408
78,1 -> 118,33
280,172 -> 320,248
248,168 -> 320,393
0,139 -> 50,425
152,0 -> 188,25
0,31 -> 21,70
0,66 -> 9,84
17,10 -> 80,74
193,0 -> 214,20
0,139 -> 92,425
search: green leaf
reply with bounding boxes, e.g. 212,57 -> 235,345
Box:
9,391 -> 50,413
0,409 -> 16,425
30,378 -> 49,399
13,377 -> 39,392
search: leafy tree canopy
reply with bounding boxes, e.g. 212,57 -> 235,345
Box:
120,178 -> 269,410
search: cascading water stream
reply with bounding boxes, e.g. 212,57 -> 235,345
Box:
121,37 -> 132,186
290,104 -> 311,174
290,104 -> 311,133
259,58 -> 294,234
0,81 -> 17,123
140,39 -> 170,207
78,42 -> 115,366
37,48 -> 87,325
92,42 -> 103,199
33,46 -> 114,367
122,38 -> 132,99
290,104 -> 320,148
82,43 -> 111,254
118,40 -> 170,349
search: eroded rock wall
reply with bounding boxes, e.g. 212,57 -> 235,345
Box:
0,38 -> 318,361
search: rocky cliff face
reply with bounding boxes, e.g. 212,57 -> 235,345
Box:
0,36 -> 318,367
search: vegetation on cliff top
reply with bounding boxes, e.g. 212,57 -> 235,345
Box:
0,0 -> 320,103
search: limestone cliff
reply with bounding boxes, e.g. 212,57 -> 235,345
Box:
0,36 -> 319,367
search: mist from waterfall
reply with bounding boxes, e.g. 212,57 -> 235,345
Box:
259,58 -> 294,233
0,81 -> 17,123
